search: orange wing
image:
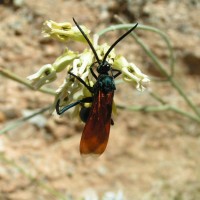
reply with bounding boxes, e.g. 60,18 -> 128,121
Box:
80,91 -> 114,155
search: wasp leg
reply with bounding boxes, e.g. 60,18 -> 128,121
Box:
90,62 -> 98,80
112,69 -> 121,78
68,70 -> 93,93
56,97 -> 92,115
111,118 -> 114,125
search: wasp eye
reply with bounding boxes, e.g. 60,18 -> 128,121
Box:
106,64 -> 111,70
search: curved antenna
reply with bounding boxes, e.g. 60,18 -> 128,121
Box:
103,23 -> 138,63
73,18 -> 101,65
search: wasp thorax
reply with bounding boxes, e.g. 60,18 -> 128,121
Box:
96,74 -> 116,93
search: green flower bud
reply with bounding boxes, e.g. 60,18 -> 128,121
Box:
53,48 -> 78,72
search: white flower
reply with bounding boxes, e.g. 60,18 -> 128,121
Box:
52,50 -> 95,116
42,20 -> 91,42
27,19 -> 150,118
27,49 -> 78,89
113,56 -> 150,91
27,64 -> 56,89
52,48 -> 78,72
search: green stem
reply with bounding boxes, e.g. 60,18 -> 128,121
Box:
99,18 -> 200,119
0,106 -> 51,135
0,67 -> 56,96
149,90 -> 167,105
130,31 -> 169,77
117,104 -> 200,123
170,77 -> 200,117
97,23 -> 175,76
130,31 -> 200,118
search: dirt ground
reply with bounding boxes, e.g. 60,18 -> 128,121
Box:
0,0 -> 200,199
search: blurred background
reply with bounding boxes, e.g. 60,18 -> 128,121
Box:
0,0 -> 200,199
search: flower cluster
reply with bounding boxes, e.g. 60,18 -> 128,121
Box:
27,20 -> 150,117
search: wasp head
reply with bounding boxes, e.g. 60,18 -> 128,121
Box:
97,61 -> 111,75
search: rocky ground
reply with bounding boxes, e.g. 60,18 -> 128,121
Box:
0,0 -> 200,199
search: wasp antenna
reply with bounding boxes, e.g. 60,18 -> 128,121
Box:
73,18 -> 101,64
103,23 -> 138,63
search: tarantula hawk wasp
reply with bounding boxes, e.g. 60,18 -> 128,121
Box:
56,18 -> 138,155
